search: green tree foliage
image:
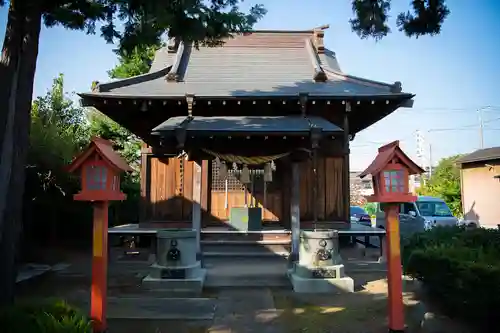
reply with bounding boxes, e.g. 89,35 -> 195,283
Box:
107,44 -> 161,79
87,109 -> 142,224
417,154 -> 464,217
363,202 -> 377,216
24,74 -> 92,259
350,0 -> 450,40
0,0 -> 265,306
87,110 -> 141,170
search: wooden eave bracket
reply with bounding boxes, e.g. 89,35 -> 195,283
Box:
174,115 -> 194,149
309,126 -> 323,149
299,92 -> 309,116
186,93 -> 195,117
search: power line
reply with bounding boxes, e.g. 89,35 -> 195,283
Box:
396,106 -> 500,115
426,117 -> 500,132
428,128 -> 500,132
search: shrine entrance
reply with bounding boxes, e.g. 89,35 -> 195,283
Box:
209,156 -> 283,225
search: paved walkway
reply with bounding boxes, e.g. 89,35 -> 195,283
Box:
208,289 -> 283,333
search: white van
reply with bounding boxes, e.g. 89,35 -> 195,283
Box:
376,196 -> 458,236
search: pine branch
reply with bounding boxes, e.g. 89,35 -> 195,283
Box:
397,0 -> 450,38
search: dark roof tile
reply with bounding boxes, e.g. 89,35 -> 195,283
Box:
457,147 -> 500,164
80,29 -> 412,100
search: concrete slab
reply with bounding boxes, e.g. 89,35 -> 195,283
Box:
289,270 -> 355,293
142,268 -> 207,295
16,264 -> 52,283
204,257 -> 290,287
209,289 -> 283,333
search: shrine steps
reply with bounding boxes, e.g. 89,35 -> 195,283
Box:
201,230 -> 291,258
203,257 -> 291,288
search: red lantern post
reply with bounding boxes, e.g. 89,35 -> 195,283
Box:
359,141 -> 424,333
66,137 -> 132,332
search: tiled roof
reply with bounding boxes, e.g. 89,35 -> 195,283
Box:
82,28 -> 411,99
92,137 -> 133,172
67,137 -> 133,173
152,115 -> 343,135
457,147 -> 500,164
359,141 -> 424,178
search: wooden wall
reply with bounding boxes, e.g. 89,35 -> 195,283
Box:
147,157 -> 193,221
210,192 -> 282,221
297,157 -> 345,221
140,155 -> 346,225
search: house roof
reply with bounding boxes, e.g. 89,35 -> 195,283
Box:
359,141 -> 425,178
456,147 -> 500,165
67,137 -> 133,173
80,27 -> 413,100
151,115 -> 343,136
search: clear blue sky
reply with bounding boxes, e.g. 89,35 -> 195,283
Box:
1,1 -> 500,171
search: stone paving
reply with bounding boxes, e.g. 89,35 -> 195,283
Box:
77,297 -> 217,320
208,289 -> 282,333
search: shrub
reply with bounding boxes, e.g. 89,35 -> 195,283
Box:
0,300 -> 92,333
403,227 -> 500,328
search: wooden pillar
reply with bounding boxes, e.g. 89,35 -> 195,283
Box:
201,160 -> 209,226
192,161 -> 202,260
343,103 -> 351,222
311,128 -> 321,225
139,144 -> 152,223
385,204 -> 405,332
91,201 -> 109,333
290,162 -> 300,263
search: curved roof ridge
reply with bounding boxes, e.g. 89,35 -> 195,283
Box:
304,39 -> 328,82
95,66 -> 171,93
323,66 -> 402,92
228,24 -> 328,35
238,29 -> 314,34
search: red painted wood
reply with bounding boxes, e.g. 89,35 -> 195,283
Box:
385,204 -> 405,331
91,201 -> 109,333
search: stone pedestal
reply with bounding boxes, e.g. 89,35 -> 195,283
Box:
289,230 -> 354,293
143,229 -> 206,294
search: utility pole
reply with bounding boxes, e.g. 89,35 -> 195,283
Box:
416,130 -> 426,186
478,107 -> 484,149
428,143 -> 433,179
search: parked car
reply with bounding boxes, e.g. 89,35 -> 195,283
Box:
350,206 -> 371,225
375,196 -> 459,237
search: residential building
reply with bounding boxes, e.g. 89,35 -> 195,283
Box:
457,147 -> 500,228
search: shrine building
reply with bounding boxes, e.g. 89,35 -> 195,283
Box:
79,26 -> 413,240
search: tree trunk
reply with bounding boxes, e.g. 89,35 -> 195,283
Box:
0,1 -> 42,306
0,0 -> 24,244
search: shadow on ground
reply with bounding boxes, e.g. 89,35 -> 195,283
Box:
14,250 -> 420,333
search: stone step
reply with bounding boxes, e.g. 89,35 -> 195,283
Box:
203,251 -> 289,258
201,239 -> 290,245
201,231 -> 290,242
203,256 -> 291,287
142,273 -> 205,295
201,242 -> 290,257
343,260 -> 388,272
204,275 -> 291,288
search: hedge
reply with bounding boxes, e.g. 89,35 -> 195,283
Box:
402,226 -> 500,328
